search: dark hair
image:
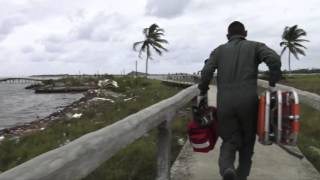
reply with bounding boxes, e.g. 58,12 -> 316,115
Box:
228,21 -> 245,36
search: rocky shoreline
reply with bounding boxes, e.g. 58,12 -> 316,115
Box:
0,93 -> 88,138
25,83 -> 96,93
0,79 -> 121,140
34,86 -> 92,93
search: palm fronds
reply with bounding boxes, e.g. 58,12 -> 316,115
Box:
132,23 -> 168,75
280,25 -> 309,72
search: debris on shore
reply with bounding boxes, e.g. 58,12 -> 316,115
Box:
98,79 -> 119,88
89,97 -> 115,103
124,97 -> 137,102
72,113 -> 83,119
0,79 -> 122,140
30,78 -> 120,93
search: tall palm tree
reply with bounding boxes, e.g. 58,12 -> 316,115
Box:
280,25 -> 309,72
133,24 -> 168,76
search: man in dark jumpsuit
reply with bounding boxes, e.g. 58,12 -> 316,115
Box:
198,21 -> 281,180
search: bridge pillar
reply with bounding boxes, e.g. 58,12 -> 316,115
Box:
156,112 -> 174,180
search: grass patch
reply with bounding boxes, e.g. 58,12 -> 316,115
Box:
84,113 -> 190,180
298,104 -> 320,172
276,75 -> 320,171
279,74 -> 320,95
0,76 -> 190,180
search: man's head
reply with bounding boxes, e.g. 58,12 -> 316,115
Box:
227,21 -> 247,40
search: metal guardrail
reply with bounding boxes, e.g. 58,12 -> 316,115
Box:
0,84 -> 199,180
258,80 -> 320,112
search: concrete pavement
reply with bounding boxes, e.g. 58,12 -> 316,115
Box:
171,140 -> 320,180
171,85 -> 320,180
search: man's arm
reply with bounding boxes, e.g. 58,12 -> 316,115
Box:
198,49 -> 219,95
256,43 -> 282,86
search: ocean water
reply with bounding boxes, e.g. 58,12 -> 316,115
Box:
0,83 -> 83,129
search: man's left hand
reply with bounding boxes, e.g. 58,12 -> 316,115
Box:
197,94 -> 207,107
267,86 -> 277,92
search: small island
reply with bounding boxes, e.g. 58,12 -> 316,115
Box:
25,75 -> 117,93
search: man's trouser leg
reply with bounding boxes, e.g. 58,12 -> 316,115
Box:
235,91 -> 258,179
217,91 -> 242,176
218,132 -> 242,176
237,137 -> 256,179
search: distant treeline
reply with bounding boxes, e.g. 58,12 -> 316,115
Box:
30,74 -> 69,77
30,74 -> 111,78
260,68 -> 320,74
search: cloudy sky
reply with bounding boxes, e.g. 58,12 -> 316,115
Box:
0,0 -> 319,76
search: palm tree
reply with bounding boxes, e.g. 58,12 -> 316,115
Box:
133,24 -> 168,76
280,25 -> 309,72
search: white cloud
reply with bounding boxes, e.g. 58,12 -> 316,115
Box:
0,0 -> 319,76
145,0 -> 192,18
0,15 -> 26,41
21,46 -> 34,53
73,12 -> 130,42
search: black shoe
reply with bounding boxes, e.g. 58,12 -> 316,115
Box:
237,178 -> 247,180
223,168 -> 236,180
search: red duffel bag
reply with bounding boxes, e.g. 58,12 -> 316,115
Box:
188,106 -> 218,153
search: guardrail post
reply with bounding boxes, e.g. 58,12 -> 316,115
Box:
156,112 -> 174,180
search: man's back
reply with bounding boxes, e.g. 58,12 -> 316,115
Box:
216,36 -> 260,85
200,35 -> 281,92
198,21 -> 281,180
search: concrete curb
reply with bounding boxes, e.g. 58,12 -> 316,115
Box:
170,142 -> 194,180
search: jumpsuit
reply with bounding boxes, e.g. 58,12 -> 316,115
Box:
198,35 -> 281,179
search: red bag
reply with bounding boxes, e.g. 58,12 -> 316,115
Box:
188,107 -> 218,153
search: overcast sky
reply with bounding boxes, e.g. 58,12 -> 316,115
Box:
0,0 -> 319,76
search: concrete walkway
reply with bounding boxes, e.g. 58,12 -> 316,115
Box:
171,140 -> 320,180
171,85 -> 320,180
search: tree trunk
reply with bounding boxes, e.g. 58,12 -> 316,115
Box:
145,56 -> 149,77
135,60 -> 138,78
145,45 -> 151,77
288,50 -> 291,73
